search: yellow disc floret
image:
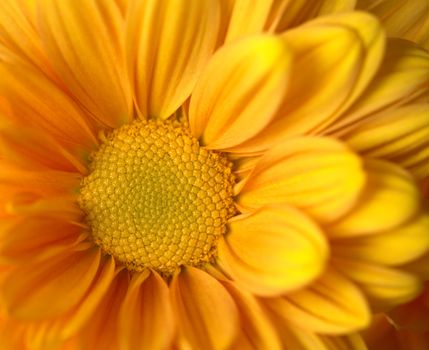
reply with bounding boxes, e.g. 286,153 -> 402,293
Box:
78,119 -> 236,274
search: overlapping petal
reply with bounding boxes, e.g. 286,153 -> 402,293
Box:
126,0 -> 220,120
189,35 -> 291,149
37,0 -> 132,128
218,205 -> 328,296
237,137 -> 365,223
170,266 -> 239,350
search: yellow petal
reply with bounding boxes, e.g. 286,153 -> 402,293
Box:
170,266 -> 238,350
2,248 -> 100,320
218,205 -> 328,296
328,159 -> 421,238
189,35 -> 291,150
320,334 -> 368,350
265,269 -> 370,334
126,0 -> 219,119
327,38 -> 429,135
223,281 -> 282,350
332,212 -> 429,266
334,258 -> 422,311
238,137 -> 365,223
276,0 -> 356,32
234,12 -> 384,153
343,104 -> 429,180
223,0 -> 289,43
38,0 -> 132,127
119,271 -> 174,350
358,0 -> 429,49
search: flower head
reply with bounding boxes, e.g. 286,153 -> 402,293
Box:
0,1 -> 429,350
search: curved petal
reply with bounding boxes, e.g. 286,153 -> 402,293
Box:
223,281 -> 282,350
237,137 -> 365,224
218,205 -> 328,296
332,212 -> 429,266
126,0 -> 220,119
1,248 -> 100,320
189,35 -> 291,150
333,258 -> 422,311
265,269 -> 370,334
119,271 -> 174,350
234,12 -> 384,153
327,38 -> 429,135
170,266 -> 238,350
38,0 -> 132,128
327,159 -> 421,238
343,104 -> 429,180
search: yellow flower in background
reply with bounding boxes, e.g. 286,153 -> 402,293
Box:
0,1 -> 428,350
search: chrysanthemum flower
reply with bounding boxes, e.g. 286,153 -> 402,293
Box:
0,1 -> 429,350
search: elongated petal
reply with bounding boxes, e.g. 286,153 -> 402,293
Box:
127,0 -> 219,119
234,12 -> 384,152
320,334 -> 368,350
0,60 -> 98,151
218,205 -> 328,296
328,159 -> 421,238
170,266 -> 238,350
223,281 -> 282,350
189,35 -> 291,149
334,258 -> 422,311
238,137 -> 365,223
332,213 -> 429,266
265,269 -> 370,334
343,104 -> 429,180
38,0 -> 132,128
2,248 -> 100,320
327,39 -> 429,134
358,0 -> 429,49
119,271 -> 174,350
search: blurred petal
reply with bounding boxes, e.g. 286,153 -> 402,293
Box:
332,212 -> 429,266
119,271 -> 174,350
265,269 -> 370,334
2,248 -> 100,320
171,266 -> 238,350
189,35 -> 291,150
343,104 -> 429,180
218,205 -> 328,296
127,0 -> 219,119
38,0 -> 132,127
238,137 -> 365,223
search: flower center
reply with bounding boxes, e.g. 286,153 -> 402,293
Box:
78,119 -> 236,274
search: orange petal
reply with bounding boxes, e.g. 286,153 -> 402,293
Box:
223,281 -> 282,350
218,205 -> 328,296
265,269 -> 370,334
37,0 -> 132,128
189,35 -> 291,150
238,137 -> 365,223
2,248 -> 100,320
0,217 -> 84,264
0,60 -> 98,151
79,270 -> 129,350
119,271 -> 174,350
171,266 -> 239,350
328,159 -> 421,238
126,0 -> 220,119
